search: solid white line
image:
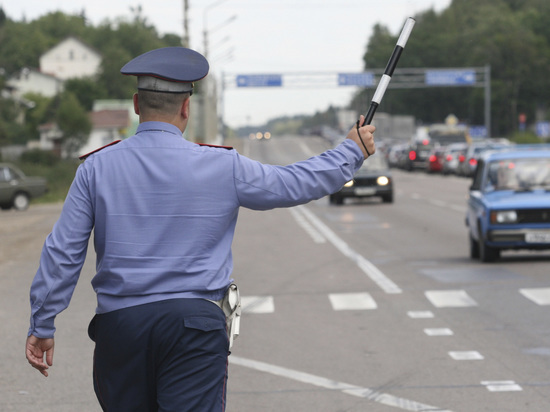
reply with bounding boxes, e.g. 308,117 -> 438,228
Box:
289,207 -> 326,243
229,355 -> 452,411
296,205 -> 402,294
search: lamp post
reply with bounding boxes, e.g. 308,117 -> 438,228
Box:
198,1 -> 236,144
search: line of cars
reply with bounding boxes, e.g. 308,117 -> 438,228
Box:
388,138 -> 512,177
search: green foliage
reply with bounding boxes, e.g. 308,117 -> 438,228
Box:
56,91 -> 92,152
509,131 -> 544,144
16,159 -> 79,203
359,0 -> 550,137
20,148 -> 59,166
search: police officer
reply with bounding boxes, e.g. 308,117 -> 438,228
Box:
25,47 -> 375,411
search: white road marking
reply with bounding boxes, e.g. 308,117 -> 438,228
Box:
425,290 -> 478,308
424,328 -> 454,336
241,296 -> 275,314
481,380 -> 523,392
329,292 -> 377,310
408,310 -> 435,318
519,288 -> 550,305
289,207 -> 326,243
229,356 -> 453,412
448,351 -> 484,360
296,205 -> 402,294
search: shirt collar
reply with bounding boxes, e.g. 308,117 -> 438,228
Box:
136,121 -> 182,137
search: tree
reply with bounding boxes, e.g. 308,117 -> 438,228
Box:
55,92 -> 91,154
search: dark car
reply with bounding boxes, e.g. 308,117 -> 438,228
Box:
466,147 -> 550,262
0,163 -> 48,211
402,139 -> 434,171
329,154 -> 393,205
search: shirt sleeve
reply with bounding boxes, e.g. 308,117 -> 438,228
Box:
233,139 -> 364,210
28,163 -> 95,338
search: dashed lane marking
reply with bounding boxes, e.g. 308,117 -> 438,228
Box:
408,310 -> 435,318
241,296 -> 275,314
424,328 -> 454,336
481,380 -> 523,392
448,351 -> 484,360
229,356 -> 453,412
329,292 -> 377,310
425,290 -> 478,308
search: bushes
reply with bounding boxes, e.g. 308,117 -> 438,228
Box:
16,156 -> 79,204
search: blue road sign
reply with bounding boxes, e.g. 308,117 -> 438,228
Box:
536,121 -> 550,138
337,72 -> 374,87
425,69 -> 476,86
236,74 -> 282,87
469,125 -> 487,138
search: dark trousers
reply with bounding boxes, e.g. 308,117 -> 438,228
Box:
88,298 -> 229,412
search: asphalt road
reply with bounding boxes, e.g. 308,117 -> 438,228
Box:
2,134 -> 550,411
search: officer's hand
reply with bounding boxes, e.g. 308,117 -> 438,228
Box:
26,335 -> 54,377
346,115 -> 376,159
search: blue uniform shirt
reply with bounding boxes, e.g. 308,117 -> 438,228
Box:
29,121 -> 364,338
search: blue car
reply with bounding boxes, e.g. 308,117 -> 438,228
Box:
466,147 -> 550,262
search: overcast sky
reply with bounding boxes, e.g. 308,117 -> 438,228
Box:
2,0 -> 452,128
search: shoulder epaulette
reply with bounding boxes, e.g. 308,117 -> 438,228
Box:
79,140 -> 122,160
197,143 -> 233,150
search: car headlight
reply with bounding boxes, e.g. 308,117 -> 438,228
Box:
344,180 -> 354,188
490,210 -> 517,224
377,176 -> 390,186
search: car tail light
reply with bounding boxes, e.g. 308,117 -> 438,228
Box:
429,154 -> 436,162
458,154 -> 465,162
409,151 -> 417,161
469,158 -> 477,166
446,155 -> 453,161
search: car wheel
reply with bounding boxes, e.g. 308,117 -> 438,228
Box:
13,192 -> 30,211
478,229 -> 499,262
469,232 -> 480,259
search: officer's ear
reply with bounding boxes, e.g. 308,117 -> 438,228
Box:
133,93 -> 140,115
181,96 -> 190,120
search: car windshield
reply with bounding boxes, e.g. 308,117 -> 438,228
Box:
358,155 -> 388,172
485,158 -> 550,191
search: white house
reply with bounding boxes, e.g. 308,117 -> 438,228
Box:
6,67 -> 64,98
39,36 -> 102,80
78,109 -> 130,157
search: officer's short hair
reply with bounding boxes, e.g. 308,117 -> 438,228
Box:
137,90 -> 191,116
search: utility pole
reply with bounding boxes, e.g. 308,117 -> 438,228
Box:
182,0 -> 189,48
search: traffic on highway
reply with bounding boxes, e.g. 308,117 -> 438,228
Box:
3,133 -> 550,412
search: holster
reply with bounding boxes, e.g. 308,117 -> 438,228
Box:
208,283 -> 241,349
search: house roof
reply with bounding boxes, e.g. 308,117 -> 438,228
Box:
90,109 -> 130,129
42,36 -> 102,60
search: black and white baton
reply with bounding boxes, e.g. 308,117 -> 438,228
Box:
362,17 -> 416,126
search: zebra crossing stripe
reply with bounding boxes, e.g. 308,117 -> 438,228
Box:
519,288 -> 550,305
